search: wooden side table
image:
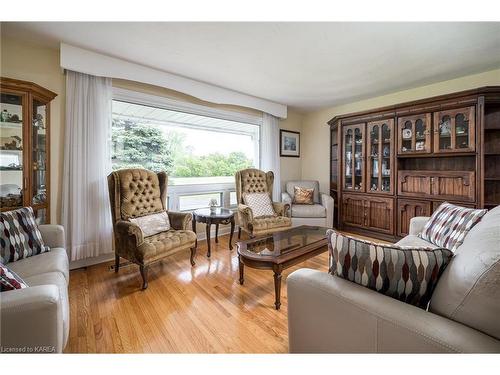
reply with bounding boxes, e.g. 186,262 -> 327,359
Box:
192,208 -> 235,257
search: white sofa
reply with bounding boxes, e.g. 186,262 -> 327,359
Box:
287,205 -> 500,353
1,225 -> 69,353
282,180 -> 334,228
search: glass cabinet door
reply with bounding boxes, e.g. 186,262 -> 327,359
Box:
344,128 -> 353,190
397,113 -> 431,154
0,91 -> 25,211
31,98 -> 48,208
433,106 -> 475,153
343,124 -> 365,192
367,119 -> 394,194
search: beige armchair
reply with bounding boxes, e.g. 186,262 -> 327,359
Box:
235,168 -> 291,238
282,180 -> 334,228
108,169 -> 197,289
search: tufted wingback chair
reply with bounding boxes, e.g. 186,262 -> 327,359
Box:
108,168 -> 197,289
235,168 -> 291,238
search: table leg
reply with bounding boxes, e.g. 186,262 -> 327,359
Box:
273,265 -> 283,310
206,223 -> 211,258
215,223 -> 219,243
229,217 -> 235,250
238,256 -> 244,285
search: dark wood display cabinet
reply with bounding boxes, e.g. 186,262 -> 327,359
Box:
0,77 -> 57,223
329,87 -> 500,241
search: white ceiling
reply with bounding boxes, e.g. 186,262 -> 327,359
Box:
3,22 -> 500,111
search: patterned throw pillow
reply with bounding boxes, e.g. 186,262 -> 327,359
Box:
419,202 -> 487,251
129,211 -> 171,237
293,186 -> 314,205
0,207 -> 50,264
243,192 -> 276,218
327,229 -> 453,309
1,262 -> 28,292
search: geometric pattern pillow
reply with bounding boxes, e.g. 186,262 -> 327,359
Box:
327,229 -> 453,309
243,192 -> 276,218
419,202 -> 487,252
293,186 -> 314,204
1,262 -> 28,292
129,211 -> 171,237
0,206 -> 50,264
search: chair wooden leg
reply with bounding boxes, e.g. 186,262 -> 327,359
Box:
190,246 -> 196,266
139,265 -> 148,290
114,254 -> 120,273
238,227 -> 242,239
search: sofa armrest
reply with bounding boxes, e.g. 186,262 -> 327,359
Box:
409,216 -> 430,235
320,193 -> 334,228
115,220 -> 144,247
1,285 -> 63,353
287,268 -> 500,353
282,192 -> 292,205
273,202 -> 290,217
168,211 -> 192,231
38,225 -> 65,248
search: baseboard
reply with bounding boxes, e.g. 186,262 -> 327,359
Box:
70,252 -> 115,270
69,227 -> 239,270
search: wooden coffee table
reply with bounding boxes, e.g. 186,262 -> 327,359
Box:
237,225 -> 329,310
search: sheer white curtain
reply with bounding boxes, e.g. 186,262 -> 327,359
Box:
61,70 -> 113,261
261,113 -> 281,200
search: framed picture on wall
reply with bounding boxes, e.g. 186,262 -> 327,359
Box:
280,130 -> 300,157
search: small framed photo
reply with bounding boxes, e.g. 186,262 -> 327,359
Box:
280,130 -> 300,157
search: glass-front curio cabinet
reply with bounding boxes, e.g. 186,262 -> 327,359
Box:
343,124 -> 365,191
0,77 -> 57,223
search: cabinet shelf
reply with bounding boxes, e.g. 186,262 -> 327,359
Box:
0,121 -> 23,129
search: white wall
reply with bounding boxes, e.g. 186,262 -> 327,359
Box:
279,110 -> 303,189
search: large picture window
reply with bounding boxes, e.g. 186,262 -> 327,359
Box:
111,90 -> 261,211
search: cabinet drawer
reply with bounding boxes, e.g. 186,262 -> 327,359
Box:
397,199 -> 431,237
398,170 -> 475,202
397,171 -> 432,197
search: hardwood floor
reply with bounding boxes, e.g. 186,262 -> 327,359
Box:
64,232 -> 329,353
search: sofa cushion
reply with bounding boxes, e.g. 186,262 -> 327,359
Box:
243,192 -> 276,218
8,248 -> 69,283
419,202 -> 487,251
138,230 -> 196,263
395,234 -> 438,249
291,204 -> 326,218
0,206 -> 50,264
429,205 -> 500,340
293,186 -> 314,205
286,180 -> 320,203
1,262 -> 28,291
130,211 -> 171,237
328,229 -> 453,309
23,271 -> 69,347
252,215 -> 292,232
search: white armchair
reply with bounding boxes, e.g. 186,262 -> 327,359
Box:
282,180 -> 334,228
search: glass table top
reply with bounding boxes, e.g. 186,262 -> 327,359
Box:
238,226 -> 329,258
193,207 -> 234,218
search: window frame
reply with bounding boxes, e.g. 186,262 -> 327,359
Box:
112,87 -> 260,211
